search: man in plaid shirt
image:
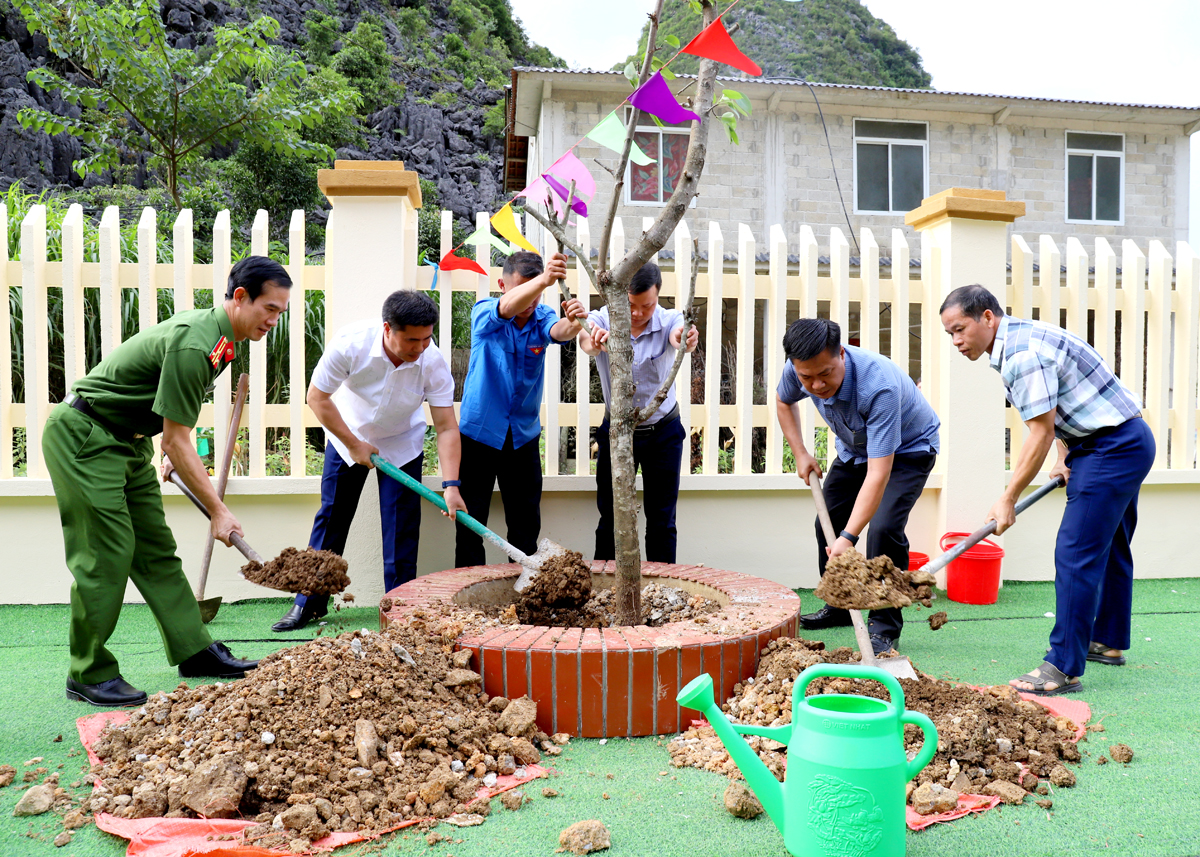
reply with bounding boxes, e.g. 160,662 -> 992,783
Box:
941,284 -> 1154,696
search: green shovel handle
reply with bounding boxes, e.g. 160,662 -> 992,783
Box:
901,710 -> 939,782
370,454 -> 523,559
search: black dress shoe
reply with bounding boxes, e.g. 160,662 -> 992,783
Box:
869,633 -> 899,656
66,676 -> 148,707
270,600 -> 328,633
799,605 -> 853,630
178,642 -> 259,679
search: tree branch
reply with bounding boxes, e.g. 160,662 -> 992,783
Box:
524,204 -> 597,287
636,237 -> 699,424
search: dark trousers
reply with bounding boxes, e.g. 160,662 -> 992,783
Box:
594,416 -> 686,563
1049,417 -> 1154,677
454,431 -> 542,568
295,442 -> 423,612
817,451 -> 937,639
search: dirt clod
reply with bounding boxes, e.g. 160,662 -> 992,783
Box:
983,780 -> 1027,805
241,547 -> 350,596
0,765 -> 15,787
53,831 -> 72,847
1109,744 -> 1133,763
723,780 -> 763,818
13,783 -> 54,816
1096,754 -> 1108,765
814,548 -> 936,610
1035,798 -> 1053,809
557,819 -> 611,854
928,611 -> 948,630
912,782 -> 959,815
1049,765 -> 1076,787
499,790 -> 525,811
515,550 -> 593,625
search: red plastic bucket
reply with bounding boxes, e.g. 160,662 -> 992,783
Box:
940,532 -> 1005,604
908,551 -> 930,571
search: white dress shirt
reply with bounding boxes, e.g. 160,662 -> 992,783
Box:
309,319 -> 454,467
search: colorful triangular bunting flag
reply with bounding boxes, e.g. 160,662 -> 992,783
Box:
629,71 -> 701,124
438,250 -> 488,277
586,111 -> 654,166
465,224 -> 517,256
681,16 -> 763,76
543,151 -> 595,217
490,203 -> 538,253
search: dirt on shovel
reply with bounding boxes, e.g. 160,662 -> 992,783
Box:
814,548 -> 936,611
241,547 -> 350,596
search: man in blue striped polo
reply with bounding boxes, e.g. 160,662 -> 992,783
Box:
941,284 -> 1154,696
776,318 -> 940,656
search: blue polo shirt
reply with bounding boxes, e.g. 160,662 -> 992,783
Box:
459,298 -> 563,449
776,345 -> 939,465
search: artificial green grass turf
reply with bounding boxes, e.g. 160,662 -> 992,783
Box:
1,583 -> 1198,857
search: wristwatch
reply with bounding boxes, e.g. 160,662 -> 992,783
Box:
441,480 -> 461,489
839,529 -> 859,546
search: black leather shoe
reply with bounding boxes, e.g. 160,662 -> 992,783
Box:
270,600 -> 328,633
178,642 -> 259,679
66,676 -> 148,707
869,633 -> 899,656
799,605 -> 853,630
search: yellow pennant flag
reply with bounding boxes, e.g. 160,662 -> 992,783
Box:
490,203 -> 538,254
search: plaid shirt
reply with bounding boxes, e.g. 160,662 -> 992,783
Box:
989,315 -> 1141,439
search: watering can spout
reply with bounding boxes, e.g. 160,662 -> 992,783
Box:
677,674 -> 787,832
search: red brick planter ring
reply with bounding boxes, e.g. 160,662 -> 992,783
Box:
381,562 -> 803,738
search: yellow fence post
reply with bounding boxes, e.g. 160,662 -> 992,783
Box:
20,204 -> 48,479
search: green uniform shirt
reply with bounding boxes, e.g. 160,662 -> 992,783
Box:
71,305 -> 236,436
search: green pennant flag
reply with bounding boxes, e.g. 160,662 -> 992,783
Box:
586,110 -> 654,166
464,226 -> 515,256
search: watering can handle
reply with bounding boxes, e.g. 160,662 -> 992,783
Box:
794,662 -> 906,711
901,710 -> 939,782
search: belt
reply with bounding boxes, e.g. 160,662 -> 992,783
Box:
66,393 -> 145,441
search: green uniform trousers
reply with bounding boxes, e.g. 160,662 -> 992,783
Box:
42,404 -> 212,684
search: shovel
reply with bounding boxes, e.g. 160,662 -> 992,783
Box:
194,373 -> 249,623
923,475 -> 1066,579
168,471 -> 266,567
370,453 -> 569,592
810,474 -> 920,681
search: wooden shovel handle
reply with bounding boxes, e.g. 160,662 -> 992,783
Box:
196,373 -> 249,598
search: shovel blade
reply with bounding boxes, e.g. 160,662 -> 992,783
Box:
511,538 -> 570,593
875,655 -> 920,681
198,596 -> 222,624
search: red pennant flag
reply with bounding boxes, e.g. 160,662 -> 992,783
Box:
681,16 -> 762,77
438,250 -> 488,276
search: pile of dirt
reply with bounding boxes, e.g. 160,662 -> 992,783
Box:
89,623 -> 559,853
505,579 -> 723,629
669,637 -> 1093,807
241,547 -> 350,596
515,550 -> 594,625
814,548 -> 936,610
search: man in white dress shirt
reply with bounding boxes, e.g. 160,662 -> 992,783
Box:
271,290 -> 467,631
579,263 -> 698,562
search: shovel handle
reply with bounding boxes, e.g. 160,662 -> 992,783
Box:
370,454 -> 530,563
167,472 -> 264,564
925,475 -> 1065,575
812,475 -> 879,667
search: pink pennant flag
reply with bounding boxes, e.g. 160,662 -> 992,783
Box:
629,71 -> 701,124
542,151 -> 595,217
515,175 -> 572,223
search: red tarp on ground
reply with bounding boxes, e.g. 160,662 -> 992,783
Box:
77,711 -> 549,857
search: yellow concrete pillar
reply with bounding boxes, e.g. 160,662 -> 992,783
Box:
318,160 -> 423,337
317,160 -> 423,598
906,189 -> 1025,584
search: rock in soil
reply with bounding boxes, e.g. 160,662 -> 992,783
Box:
912,782 -> 959,815
90,623 -> 550,837
0,765 -> 15,787
814,548 -> 936,610
723,780 -> 763,818
240,546 -> 350,596
669,637 -> 1085,807
13,783 -> 54,816
1110,744 -> 1134,763
983,780 -> 1027,805
557,819 -> 611,854
928,611 -> 948,630
53,831 -> 72,847
1049,765 -> 1076,787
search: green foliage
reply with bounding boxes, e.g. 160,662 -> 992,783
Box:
14,0 -> 355,207
226,144 -> 326,244
331,18 -> 398,113
295,66 -> 365,150
620,0 -> 931,89
303,10 -> 341,66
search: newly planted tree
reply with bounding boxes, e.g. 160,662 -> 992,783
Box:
15,0 -> 356,206
529,0 -> 748,625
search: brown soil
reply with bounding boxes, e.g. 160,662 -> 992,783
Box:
669,636 -> 1098,807
241,546 -> 350,596
814,548 -> 936,610
515,550 -> 594,625
928,611 -> 949,630
89,622 -> 555,852
505,579 -> 722,629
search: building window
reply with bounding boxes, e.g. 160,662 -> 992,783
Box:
623,113 -> 690,205
1065,132 -> 1123,224
853,120 -> 928,215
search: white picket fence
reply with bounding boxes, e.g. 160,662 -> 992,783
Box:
3,202 -> 1198,487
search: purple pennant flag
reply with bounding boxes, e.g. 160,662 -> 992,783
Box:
629,71 -> 701,124
542,174 -> 588,217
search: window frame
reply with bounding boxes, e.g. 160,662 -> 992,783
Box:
1063,131 -> 1125,226
621,109 -> 693,207
851,119 -> 930,216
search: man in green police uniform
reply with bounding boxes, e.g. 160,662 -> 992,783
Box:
42,256 -> 291,707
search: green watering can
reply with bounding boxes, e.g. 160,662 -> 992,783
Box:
677,663 -> 937,857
